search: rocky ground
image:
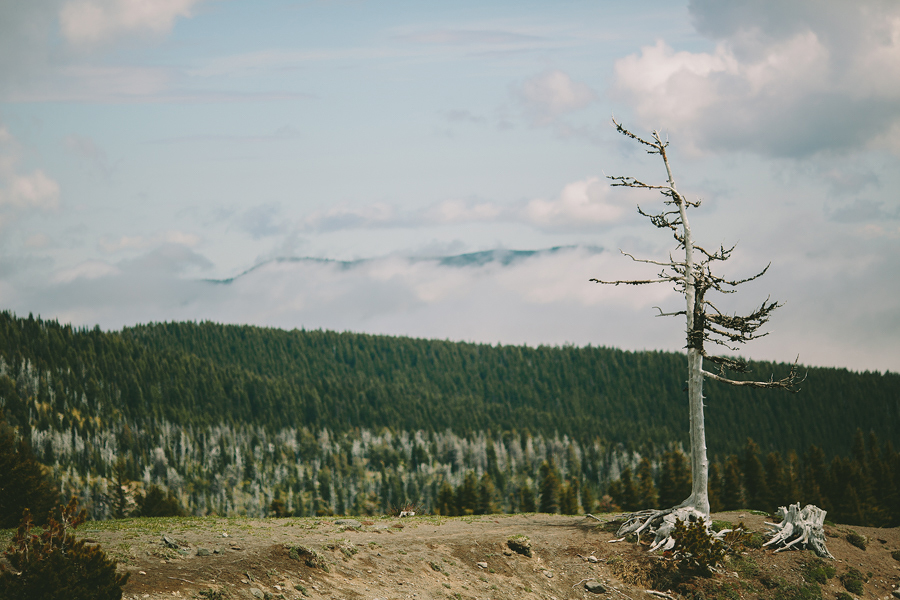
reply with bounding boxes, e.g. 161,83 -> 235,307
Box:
4,511 -> 900,600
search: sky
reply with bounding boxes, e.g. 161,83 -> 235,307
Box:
0,0 -> 898,373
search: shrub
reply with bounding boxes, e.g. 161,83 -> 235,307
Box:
839,568 -> 866,595
845,530 -> 866,551
135,485 -> 185,517
892,550 -> 900,562
287,545 -> 329,571
670,519 -> 725,578
0,497 -> 128,600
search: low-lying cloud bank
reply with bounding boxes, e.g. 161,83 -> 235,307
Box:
2,244 -> 897,373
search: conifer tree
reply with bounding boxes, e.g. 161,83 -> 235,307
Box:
636,457 -> 658,509
560,478 -> 581,515
476,473 -> 498,515
0,411 -> 59,528
538,461 -> 561,514
721,456 -> 744,511
741,439 -> 770,511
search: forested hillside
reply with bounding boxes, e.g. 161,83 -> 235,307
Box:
0,311 -> 897,522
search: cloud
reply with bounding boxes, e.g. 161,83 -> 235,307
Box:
6,243 -> 896,371
522,178 -> 625,231
517,70 -> 597,126
294,178 -> 631,234
99,230 -> 200,254
59,0 -> 203,46
236,204 -> 286,240
613,0 -> 900,156
827,199 -> 900,224
0,125 -> 60,215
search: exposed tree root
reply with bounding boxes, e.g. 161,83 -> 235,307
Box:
611,506 -> 709,552
764,503 -> 833,559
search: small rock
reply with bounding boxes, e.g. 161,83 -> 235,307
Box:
891,591 -> 900,600
162,535 -> 179,549
476,562 -> 488,569
139,571 -> 147,575
196,548 -> 211,557
586,554 -> 599,563
544,570 -> 553,578
249,588 -> 264,599
222,532 -> 228,537
241,579 -> 249,584
585,580 -> 607,594
507,536 -> 532,558
335,519 -> 363,529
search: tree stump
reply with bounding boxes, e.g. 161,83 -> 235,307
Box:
763,503 -> 833,559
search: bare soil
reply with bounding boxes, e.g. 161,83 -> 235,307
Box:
11,511 -> 900,600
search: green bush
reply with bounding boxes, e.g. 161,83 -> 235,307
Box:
845,530 -> 866,551
0,498 -> 128,600
670,519 -> 725,578
839,568 -> 866,595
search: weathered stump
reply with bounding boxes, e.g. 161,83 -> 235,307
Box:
764,503 -> 833,559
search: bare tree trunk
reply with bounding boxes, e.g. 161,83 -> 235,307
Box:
662,144 -> 710,517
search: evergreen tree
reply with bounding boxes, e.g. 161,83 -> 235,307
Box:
636,457 -> 658,509
456,471 -> 478,515
519,482 -> 537,513
135,485 -> 184,517
764,452 -> 789,511
580,484 -> 596,514
538,461 -> 561,514
435,480 -> 455,516
476,473 -> 498,515
611,467 -> 639,512
721,455 -> 744,511
657,450 -> 690,508
707,462 -> 724,513
0,412 -> 59,528
560,479 -> 580,515
741,439 -> 770,511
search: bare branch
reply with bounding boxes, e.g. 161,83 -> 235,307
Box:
653,307 -> 685,317
620,250 -> 677,269
590,277 -> 676,286
611,117 -> 665,153
700,360 -> 805,393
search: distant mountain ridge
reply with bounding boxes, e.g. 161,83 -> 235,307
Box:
207,245 -> 605,284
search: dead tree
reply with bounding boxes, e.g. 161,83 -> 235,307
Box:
593,119 -> 803,550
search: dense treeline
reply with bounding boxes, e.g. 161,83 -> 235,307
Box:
1,312 -> 897,457
0,311 -> 898,522
605,432 -> 900,527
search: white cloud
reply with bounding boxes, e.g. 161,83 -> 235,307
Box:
294,178 -> 629,234
52,260 -> 121,283
0,125 -> 60,214
523,178 -> 625,230
59,0 -> 203,45
517,70 -> 597,126
613,1 -> 900,156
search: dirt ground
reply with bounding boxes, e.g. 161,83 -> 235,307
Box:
16,511 -> 900,600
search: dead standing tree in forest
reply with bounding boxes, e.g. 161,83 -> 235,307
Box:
593,119 -> 804,551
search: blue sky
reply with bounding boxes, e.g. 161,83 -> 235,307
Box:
1,0 -> 898,372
